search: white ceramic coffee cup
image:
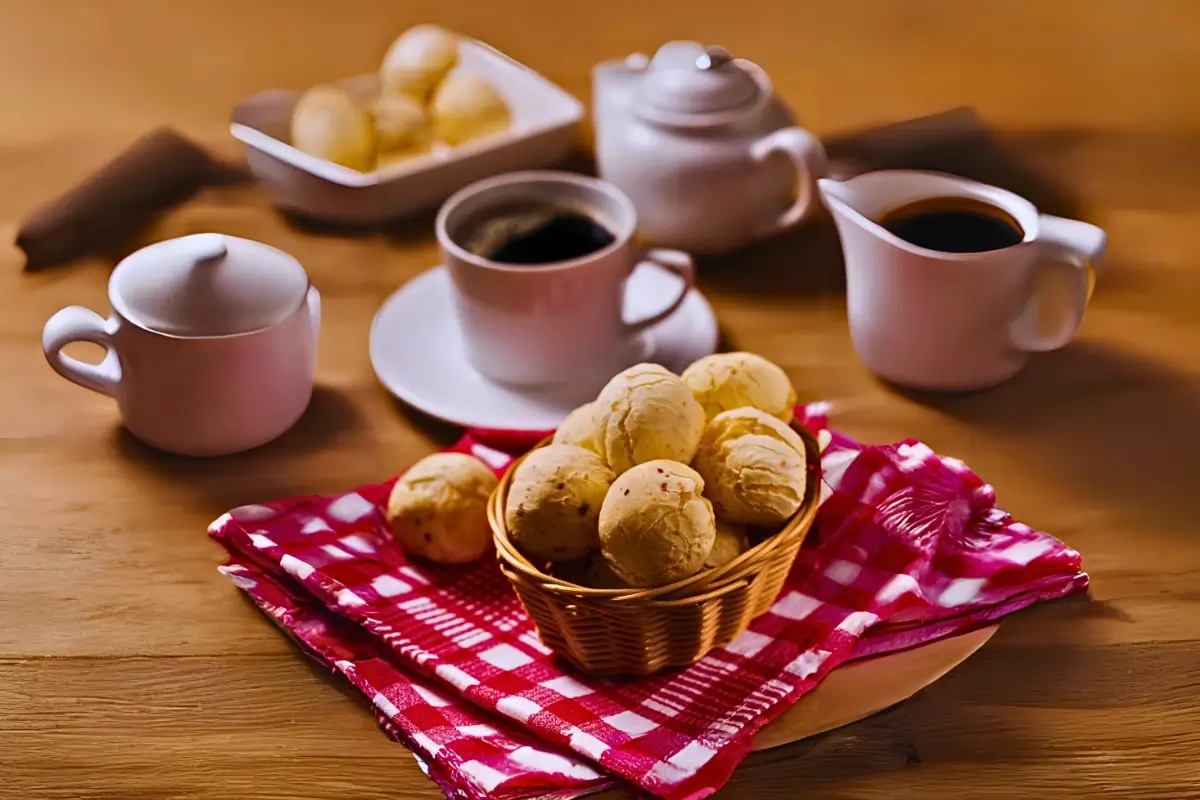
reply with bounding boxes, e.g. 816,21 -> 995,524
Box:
819,170 -> 1107,391
436,171 -> 695,387
41,234 -> 321,456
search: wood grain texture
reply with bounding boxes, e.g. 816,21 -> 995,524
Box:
752,626 -> 998,752
2,0 -> 1199,797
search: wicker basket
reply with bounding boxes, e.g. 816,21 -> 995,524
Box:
489,422 -> 822,677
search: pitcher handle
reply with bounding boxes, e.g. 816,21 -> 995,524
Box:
749,127 -> 828,235
42,306 -> 123,396
1009,215 -> 1107,353
622,248 -> 695,334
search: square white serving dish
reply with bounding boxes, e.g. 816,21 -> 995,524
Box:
230,37 -> 584,225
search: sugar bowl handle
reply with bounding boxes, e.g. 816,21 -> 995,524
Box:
42,306 -> 123,397
750,127 -> 829,235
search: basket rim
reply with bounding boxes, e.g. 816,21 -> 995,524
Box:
489,419 -> 822,606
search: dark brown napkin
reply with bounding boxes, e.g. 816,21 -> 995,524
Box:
16,127 -> 244,270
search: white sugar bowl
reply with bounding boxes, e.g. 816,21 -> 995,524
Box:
42,233 -> 321,456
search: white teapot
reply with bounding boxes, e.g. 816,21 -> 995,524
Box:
42,233 -> 321,456
593,42 -> 827,255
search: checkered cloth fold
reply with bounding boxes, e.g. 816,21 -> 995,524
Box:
211,404 -> 1087,800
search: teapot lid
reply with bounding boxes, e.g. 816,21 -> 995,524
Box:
109,233 -> 309,337
636,45 -> 766,118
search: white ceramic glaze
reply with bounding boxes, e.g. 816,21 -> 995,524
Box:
230,37 -> 583,225
369,266 -> 718,430
593,41 -> 827,255
436,171 -> 695,387
818,170 -> 1107,391
42,234 -> 321,456
109,233 -> 310,337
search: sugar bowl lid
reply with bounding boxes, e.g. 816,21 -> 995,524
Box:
109,233 -> 309,337
636,44 -> 768,119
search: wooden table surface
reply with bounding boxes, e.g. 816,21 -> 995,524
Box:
3,1 -> 1199,797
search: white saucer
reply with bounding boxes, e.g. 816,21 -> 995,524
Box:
369,266 -> 719,431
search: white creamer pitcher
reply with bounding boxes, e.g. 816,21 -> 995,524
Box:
818,170 -> 1107,391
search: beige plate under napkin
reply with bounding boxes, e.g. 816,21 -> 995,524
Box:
752,625 -> 998,750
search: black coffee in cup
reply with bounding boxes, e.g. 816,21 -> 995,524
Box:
878,196 -> 1023,253
459,202 -> 616,265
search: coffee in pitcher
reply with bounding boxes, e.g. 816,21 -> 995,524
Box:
879,196 -> 1024,253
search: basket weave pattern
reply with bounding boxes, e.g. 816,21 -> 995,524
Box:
489,423 -> 822,677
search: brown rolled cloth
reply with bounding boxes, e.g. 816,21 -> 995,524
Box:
16,127 -> 233,270
822,106 -> 993,176
821,106 -> 1075,217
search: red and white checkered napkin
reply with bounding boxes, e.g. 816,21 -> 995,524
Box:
211,404 -> 1088,800
219,557 -> 609,800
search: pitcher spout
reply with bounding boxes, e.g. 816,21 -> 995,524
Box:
817,177 -> 874,232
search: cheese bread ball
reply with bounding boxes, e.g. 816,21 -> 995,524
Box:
704,519 -> 749,570
371,92 -> 433,167
681,352 -> 797,422
380,24 -> 459,101
585,555 -> 630,589
594,363 -> 706,475
693,408 -> 809,526
291,85 -> 376,171
430,72 -> 511,146
599,460 -> 716,588
385,452 -> 498,563
551,402 -> 602,456
505,445 -> 615,563
547,557 -> 590,586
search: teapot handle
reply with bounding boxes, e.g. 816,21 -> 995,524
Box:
750,127 -> 828,235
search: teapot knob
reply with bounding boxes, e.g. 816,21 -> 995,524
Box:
624,52 -> 650,70
696,46 -> 733,71
189,233 -> 228,264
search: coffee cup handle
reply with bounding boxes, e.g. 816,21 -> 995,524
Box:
1009,215 -> 1107,353
749,127 -> 829,235
622,248 -> 695,334
42,306 -> 123,397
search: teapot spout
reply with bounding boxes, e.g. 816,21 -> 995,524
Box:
591,54 -> 647,135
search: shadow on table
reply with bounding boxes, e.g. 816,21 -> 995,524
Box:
113,384 -> 369,508
725,679 -> 1026,793
279,210 -> 382,239
386,392 -> 467,444
696,217 -> 848,299
894,341 -> 1200,535
924,595 -> 1180,713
